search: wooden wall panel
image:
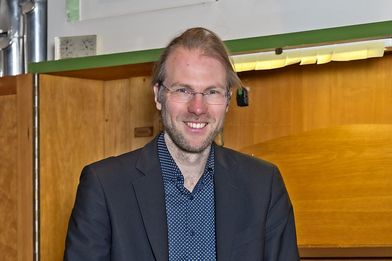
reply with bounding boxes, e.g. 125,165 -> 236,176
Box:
39,75 -> 158,261
241,125 -> 392,251
224,55 -> 392,257
16,74 -> 33,261
39,75 -> 106,261
37,54 -> 392,260
0,95 -> 17,261
224,55 -> 392,150
0,74 -> 33,261
0,76 -> 16,96
103,76 -> 158,157
103,78 -> 133,156
126,76 -> 159,149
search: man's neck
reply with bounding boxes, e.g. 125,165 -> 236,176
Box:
164,133 -> 211,192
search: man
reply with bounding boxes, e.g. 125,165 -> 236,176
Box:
64,27 -> 299,261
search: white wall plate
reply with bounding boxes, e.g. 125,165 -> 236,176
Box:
54,35 -> 98,60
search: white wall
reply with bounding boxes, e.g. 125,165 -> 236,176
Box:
48,0 -> 392,60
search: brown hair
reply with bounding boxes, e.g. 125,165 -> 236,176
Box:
151,27 -> 242,92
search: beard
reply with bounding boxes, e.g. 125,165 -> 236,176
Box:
160,102 -> 224,153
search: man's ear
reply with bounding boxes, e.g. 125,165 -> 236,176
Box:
153,84 -> 162,110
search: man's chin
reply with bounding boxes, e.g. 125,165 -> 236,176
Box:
181,131 -> 222,152
176,140 -> 206,153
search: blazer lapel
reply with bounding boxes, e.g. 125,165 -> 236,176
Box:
130,140 -> 246,261
132,139 -> 168,261
214,145 -> 245,261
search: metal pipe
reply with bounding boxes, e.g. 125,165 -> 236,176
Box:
22,0 -> 47,71
0,0 -> 10,76
0,51 -> 4,76
32,72 -> 40,261
2,0 -> 23,76
0,0 -> 47,76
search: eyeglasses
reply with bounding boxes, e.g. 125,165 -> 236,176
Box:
159,82 -> 230,105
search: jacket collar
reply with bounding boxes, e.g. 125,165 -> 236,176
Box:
132,138 -> 244,261
133,137 -> 169,261
214,144 -> 246,261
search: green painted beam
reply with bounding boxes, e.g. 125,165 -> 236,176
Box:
225,20 -> 392,53
29,20 -> 392,74
29,48 -> 163,74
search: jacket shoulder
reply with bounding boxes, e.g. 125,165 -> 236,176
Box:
216,145 -> 277,173
88,148 -> 141,171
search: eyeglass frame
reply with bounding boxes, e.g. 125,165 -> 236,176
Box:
158,81 -> 231,105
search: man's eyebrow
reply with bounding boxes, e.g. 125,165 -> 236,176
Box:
204,85 -> 226,90
171,82 -> 226,90
170,82 -> 191,88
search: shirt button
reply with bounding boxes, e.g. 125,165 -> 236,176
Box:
189,194 -> 194,200
190,230 -> 195,236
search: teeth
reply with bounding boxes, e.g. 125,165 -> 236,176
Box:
186,122 -> 207,129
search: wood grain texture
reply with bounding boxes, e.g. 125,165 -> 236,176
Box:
0,95 -> 17,261
103,76 -> 158,157
224,55 -> 392,150
0,75 -> 16,96
0,74 -> 33,261
16,74 -> 33,261
39,74 -> 106,261
39,74 -> 158,261
300,246 -> 392,258
127,76 -> 159,150
48,62 -> 153,80
241,125 -> 392,252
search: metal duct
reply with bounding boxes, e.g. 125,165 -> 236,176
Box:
0,0 -> 47,76
22,0 -> 47,71
0,0 -> 22,76
0,0 -> 10,76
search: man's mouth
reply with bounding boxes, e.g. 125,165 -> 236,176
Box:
185,122 -> 207,129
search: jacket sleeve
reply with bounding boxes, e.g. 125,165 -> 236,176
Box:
264,166 -> 300,261
64,165 -> 111,261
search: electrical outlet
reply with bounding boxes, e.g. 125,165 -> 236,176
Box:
54,35 -> 98,60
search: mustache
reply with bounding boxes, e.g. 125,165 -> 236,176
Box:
181,115 -> 211,122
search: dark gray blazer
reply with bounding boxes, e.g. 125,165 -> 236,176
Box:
64,137 -> 299,261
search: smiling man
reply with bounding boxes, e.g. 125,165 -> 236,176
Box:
64,27 -> 299,261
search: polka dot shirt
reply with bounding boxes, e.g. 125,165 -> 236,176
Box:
158,134 -> 217,261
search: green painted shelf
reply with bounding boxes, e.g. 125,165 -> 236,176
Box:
29,20 -> 392,74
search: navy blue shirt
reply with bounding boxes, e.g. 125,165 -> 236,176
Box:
157,133 -> 217,261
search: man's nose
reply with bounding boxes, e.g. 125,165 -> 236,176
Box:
187,93 -> 208,115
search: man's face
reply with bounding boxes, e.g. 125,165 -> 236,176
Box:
154,47 -> 229,153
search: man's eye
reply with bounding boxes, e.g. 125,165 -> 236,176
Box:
173,88 -> 189,94
206,89 -> 224,95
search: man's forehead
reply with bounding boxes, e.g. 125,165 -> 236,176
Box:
167,47 -> 203,62
168,47 -> 224,65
